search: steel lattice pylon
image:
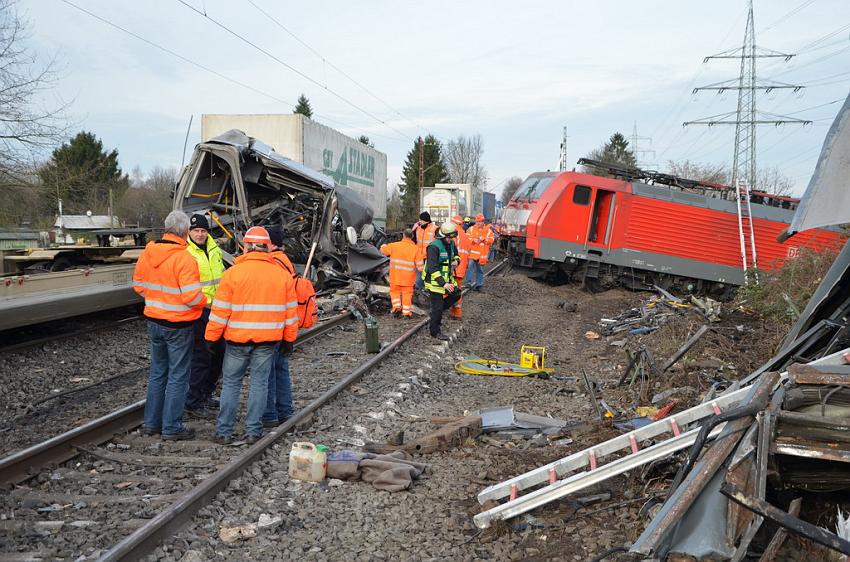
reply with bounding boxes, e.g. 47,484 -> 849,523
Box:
683,0 -> 810,281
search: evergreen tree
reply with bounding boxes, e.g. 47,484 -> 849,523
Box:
399,135 -> 448,222
294,94 -> 313,118
583,132 -> 637,176
38,131 -> 129,216
358,135 -> 374,148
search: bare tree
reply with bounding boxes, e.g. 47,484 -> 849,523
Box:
665,160 -> 730,185
757,166 -> 795,197
500,176 -> 523,205
0,0 -> 68,184
116,166 -> 177,227
444,134 -> 488,191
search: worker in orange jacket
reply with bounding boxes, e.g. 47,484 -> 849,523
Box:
380,228 -> 418,318
206,226 -> 298,444
413,211 -> 437,291
263,226 -> 299,428
465,213 -> 495,291
450,215 -> 470,319
133,210 -> 206,441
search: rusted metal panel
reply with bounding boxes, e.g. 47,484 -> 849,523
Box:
787,362 -> 850,386
773,440 -> 850,464
721,482 -> 850,556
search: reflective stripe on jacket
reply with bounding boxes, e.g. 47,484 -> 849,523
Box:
186,234 -> 225,305
133,233 -> 206,322
380,238 -> 418,287
413,222 -> 437,270
454,229 -> 471,279
422,238 -> 457,294
467,224 -> 495,262
204,251 -> 298,344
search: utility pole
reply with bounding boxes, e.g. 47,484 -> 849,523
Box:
630,122 -> 656,168
418,136 -> 424,213
683,0 -> 809,278
558,126 -> 569,172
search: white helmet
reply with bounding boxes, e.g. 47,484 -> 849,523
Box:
439,221 -> 457,237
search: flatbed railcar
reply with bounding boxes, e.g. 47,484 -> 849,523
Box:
500,164 -> 844,294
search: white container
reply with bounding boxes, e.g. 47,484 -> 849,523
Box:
288,442 -> 327,482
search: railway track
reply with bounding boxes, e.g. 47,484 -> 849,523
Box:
0,261 -> 506,561
0,310 -> 143,355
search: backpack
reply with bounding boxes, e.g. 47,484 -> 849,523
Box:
274,256 -> 318,329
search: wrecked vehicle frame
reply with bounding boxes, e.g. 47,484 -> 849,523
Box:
173,129 -> 388,288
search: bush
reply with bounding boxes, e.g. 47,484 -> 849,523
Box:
736,247 -> 840,329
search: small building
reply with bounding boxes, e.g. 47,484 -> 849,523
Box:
0,229 -> 42,274
54,214 -> 121,244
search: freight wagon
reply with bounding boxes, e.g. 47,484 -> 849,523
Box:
422,183 -> 483,224
501,161 -> 843,295
202,114 -> 388,226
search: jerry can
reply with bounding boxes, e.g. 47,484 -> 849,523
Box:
288,442 -> 328,482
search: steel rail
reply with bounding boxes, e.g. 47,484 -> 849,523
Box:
99,259 -> 507,561
0,314 -> 143,354
0,311 -> 353,485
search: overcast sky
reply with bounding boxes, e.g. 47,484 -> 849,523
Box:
21,0 -> 850,197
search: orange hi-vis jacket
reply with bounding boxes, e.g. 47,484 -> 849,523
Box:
205,251 -> 299,344
413,222 -> 437,270
466,223 -> 495,262
380,238 -> 418,287
269,249 -> 295,276
133,233 -> 206,323
454,228 -> 471,278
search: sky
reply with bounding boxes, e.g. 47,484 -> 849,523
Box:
19,0 -> 850,198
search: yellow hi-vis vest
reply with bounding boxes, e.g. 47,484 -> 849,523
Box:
186,235 -> 225,305
422,238 -> 457,294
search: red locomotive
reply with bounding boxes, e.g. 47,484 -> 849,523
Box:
500,160 -> 844,295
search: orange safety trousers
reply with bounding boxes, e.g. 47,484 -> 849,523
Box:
389,284 -> 414,317
450,276 -> 464,318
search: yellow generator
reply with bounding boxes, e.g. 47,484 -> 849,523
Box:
520,346 -> 546,370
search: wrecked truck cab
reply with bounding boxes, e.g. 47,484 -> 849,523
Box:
173,129 -> 387,288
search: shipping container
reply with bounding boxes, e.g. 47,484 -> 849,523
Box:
422,183 -> 483,224
201,114 -> 388,225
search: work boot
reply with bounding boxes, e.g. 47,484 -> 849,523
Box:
213,434 -> 234,445
433,334 -> 450,342
185,407 -> 213,419
262,419 -> 279,429
392,309 -> 402,318
140,426 -> 161,436
474,286 -> 482,292
245,433 -> 264,445
403,314 -> 414,320
162,427 -> 195,441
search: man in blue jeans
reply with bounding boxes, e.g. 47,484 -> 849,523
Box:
132,210 -> 206,441
205,226 -> 298,445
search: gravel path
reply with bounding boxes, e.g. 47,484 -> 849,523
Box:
147,273 -> 649,562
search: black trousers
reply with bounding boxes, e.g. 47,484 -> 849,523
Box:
429,290 -> 462,336
186,308 -> 224,410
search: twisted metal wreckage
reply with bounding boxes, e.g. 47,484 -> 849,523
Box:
173,129 -> 388,289
476,92 -> 850,561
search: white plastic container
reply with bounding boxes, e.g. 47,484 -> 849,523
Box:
288,442 -> 327,482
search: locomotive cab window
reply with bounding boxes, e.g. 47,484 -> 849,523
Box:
573,185 -> 591,206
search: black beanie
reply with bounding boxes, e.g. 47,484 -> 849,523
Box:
267,226 -> 284,248
190,213 -> 210,231
419,211 -> 431,222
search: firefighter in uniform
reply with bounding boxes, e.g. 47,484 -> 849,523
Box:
133,210 -> 206,440
413,212 -> 437,291
423,222 -> 461,340
262,226 -> 299,428
450,215 -> 470,319
206,226 -> 298,444
465,213 -> 495,291
184,213 -> 226,418
380,228 -> 418,318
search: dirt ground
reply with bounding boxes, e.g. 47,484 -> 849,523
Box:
147,270 -> 800,562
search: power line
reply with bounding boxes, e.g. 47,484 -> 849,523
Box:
174,0 -> 414,141
244,0 -> 428,136
59,0 -> 408,144
757,0 -> 817,34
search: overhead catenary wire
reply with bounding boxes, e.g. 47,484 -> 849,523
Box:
174,0 -> 414,141
244,0 -> 429,137
59,0 -> 408,145
757,0 -> 817,34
